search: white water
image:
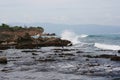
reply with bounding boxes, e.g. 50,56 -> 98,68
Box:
80,34 -> 88,38
61,30 -> 88,44
61,30 -> 80,44
94,43 -> 120,50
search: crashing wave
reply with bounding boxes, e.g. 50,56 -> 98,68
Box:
61,30 -> 88,45
61,30 -> 80,44
94,43 -> 120,50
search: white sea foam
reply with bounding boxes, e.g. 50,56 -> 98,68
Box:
79,34 -> 88,38
61,30 -> 80,44
61,30 -> 88,44
94,43 -> 120,50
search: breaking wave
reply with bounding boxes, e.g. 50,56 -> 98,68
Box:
94,43 -> 120,50
60,30 -> 88,44
61,30 -> 80,44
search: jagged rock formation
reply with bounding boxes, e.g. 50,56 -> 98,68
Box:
0,24 -> 44,41
0,23 -> 72,49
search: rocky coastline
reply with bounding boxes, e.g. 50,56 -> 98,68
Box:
0,23 -> 72,50
0,24 -> 120,80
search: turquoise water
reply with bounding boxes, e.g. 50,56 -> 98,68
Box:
86,34 -> 120,45
78,34 -> 120,49
61,30 -> 120,51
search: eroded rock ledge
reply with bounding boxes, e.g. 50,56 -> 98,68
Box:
0,23 -> 72,49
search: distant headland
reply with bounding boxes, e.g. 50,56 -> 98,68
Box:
0,23 -> 72,49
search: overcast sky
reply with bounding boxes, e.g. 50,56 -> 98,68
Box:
0,0 -> 120,26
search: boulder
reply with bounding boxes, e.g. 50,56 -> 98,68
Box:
0,56 -> 7,64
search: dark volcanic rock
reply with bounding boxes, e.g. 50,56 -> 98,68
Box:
0,56 -> 7,64
32,53 -> 38,55
111,56 -> 120,61
36,58 -> 55,62
21,50 -> 43,53
118,50 -> 120,53
95,54 -> 116,58
84,54 -> 120,61
53,49 -> 75,51
39,38 -> 72,47
76,51 -> 84,53
58,53 -> 75,56
84,54 -> 117,58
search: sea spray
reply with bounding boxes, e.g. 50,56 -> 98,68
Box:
61,30 -> 80,44
61,30 -> 88,45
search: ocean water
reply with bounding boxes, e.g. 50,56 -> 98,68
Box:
61,30 -> 120,51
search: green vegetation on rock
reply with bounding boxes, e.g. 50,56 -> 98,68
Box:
0,23 -> 44,32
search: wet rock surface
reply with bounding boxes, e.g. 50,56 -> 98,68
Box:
0,56 -> 7,64
83,54 -> 120,61
0,47 -> 120,80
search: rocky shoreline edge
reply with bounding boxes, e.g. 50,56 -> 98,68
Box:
0,38 -> 72,50
0,23 -> 72,50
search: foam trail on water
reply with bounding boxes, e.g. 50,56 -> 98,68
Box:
94,43 -> 120,50
80,34 -> 88,38
61,30 -> 81,44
